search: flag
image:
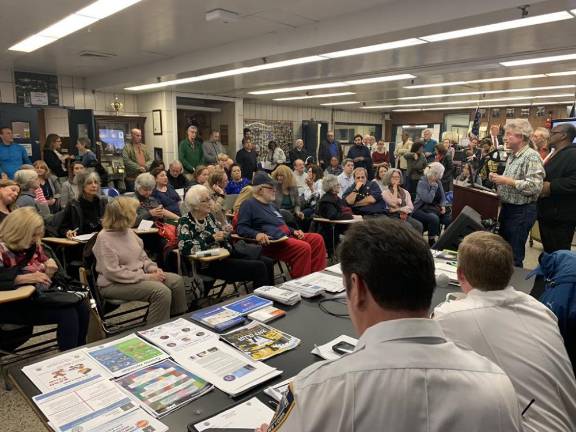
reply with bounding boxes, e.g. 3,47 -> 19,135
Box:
471,107 -> 481,136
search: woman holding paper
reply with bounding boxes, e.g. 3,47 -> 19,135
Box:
177,185 -> 273,293
0,207 -> 89,350
58,171 -> 107,239
93,196 -> 187,324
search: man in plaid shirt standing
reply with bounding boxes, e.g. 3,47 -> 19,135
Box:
489,119 -> 544,267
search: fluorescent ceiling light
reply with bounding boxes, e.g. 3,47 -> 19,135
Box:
501,53 -> 576,67
397,100 -> 574,112
405,81 -> 467,89
398,85 -> 576,100
9,0 -> 143,52
249,74 -> 415,95
346,74 -> 415,85
421,11 -> 573,42
8,35 -> 55,53
249,56 -> 327,70
322,39 -> 425,58
320,101 -> 361,106
546,70 -> 576,76
39,14 -> 97,38
363,95 -> 565,109
250,83 -> 348,95
469,74 -> 547,83
274,92 -> 355,101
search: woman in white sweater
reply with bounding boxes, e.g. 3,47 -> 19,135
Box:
92,196 -> 187,324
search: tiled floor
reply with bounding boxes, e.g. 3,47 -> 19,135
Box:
0,240 -> 548,432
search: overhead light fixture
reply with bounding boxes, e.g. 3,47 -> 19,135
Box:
320,101 -> 361,106
500,53 -> 576,67
398,85 -> 576,100
404,81 -> 467,89
421,11 -> 573,42
346,74 -> 415,85
126,56 -> 329,91
250,82 -> 348,95
9,0 -> 143,52
322,38 -> 425,58
249,74 -> 415,95
546,70 -> 576,76
469,74 -> 547,83
273,92 -> 355,101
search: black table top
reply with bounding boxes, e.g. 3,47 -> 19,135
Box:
7,267 -> 534,432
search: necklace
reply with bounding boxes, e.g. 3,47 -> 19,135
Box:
192,214 -> 207,232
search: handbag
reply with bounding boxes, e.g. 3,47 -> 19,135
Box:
231,239 -> 262,260
155,221 -> 178,249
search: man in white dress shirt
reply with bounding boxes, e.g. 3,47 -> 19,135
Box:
257,218 -> 522,432
434,231 -> 576,432
337,158 -> 354,198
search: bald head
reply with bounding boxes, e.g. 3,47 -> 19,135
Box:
131,128 -> 142,145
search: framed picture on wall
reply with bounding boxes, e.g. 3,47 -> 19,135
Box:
520,107 -> 531,118
152,110 -> 162,135
11,121 -> 30,139
536,106 -> 546,117
506,108 -> 515,118
154,147 -> 163,162
491,108 -> 501,118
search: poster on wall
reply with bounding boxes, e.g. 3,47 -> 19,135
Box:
14,71 -> 59,107
11,121 -> 30,139
244,120 -> 293,162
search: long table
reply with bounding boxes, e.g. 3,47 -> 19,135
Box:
7,267 -> 534,431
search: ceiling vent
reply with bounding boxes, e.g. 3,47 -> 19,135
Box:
79,50 -> 116,58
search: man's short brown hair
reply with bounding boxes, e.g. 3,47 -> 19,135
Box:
457,232 -> 514,291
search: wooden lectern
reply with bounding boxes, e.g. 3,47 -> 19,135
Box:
452,184 -> 499,220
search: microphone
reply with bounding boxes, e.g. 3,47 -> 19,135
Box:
435,273 -> 451,288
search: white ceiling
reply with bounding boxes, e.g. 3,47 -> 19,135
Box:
3,0 -> 576,111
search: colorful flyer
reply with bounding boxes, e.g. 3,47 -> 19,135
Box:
86,335 -> 169,378
116,359 -> 213,417
138,318 -> 217,354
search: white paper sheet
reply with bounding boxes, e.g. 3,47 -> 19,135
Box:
33,375 -> 138,432
172,340 -> 281,396
137,220 -> 155,231
284,271 -> 344,294
90,408 -> 168,432
72,232 -> 97,242
22,349 -> 109,393
138,318 -> 217,354
325,263 -> 342,274
194,397 -> 275,431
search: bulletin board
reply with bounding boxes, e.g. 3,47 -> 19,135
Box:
244,120 -> 293,162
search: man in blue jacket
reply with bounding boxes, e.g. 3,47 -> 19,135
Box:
236,172 -> 326,278
0,127 -> 31,179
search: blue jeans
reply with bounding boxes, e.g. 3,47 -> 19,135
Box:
499,203 -> 537,267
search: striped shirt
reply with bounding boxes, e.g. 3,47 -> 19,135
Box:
497,145 -> 544,205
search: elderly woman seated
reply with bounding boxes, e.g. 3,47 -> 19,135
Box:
412,162 -> 452,246
0,207 -> 89,350
134,172 -> 180,225
59,171 -> 107,238
316,174 -> 354,252
342,167 -> 388,216
237,172 -> 326,279
151,167 -> 182,216
92,197 -> 187,324
381,169 -> 423,233
178,185 -> 273,291
14,169 -> 51,221
0,179 -> 20,223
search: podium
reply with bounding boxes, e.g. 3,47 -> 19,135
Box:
452,184 -> 499,220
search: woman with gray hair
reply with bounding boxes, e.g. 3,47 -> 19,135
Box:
14,169 -> 51,220
134,172 -> 179,226
58,171 -> 107,238
177,185 -> 273,292
412,162 -> 451,246
316,174 -> 354,253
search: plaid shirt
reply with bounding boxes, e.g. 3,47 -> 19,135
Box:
497,145 -> 544,205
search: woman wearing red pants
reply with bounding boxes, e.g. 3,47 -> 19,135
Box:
236,172 -> 326,278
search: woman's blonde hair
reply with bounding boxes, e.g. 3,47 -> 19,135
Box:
102,196 -> 140,230
0,207 -> 44,251
233,185 -> 253,213
271,165 -> 296,188
33,160 -> 51,177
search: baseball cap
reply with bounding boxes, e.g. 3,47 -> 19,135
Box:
252,171 -> 276,187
